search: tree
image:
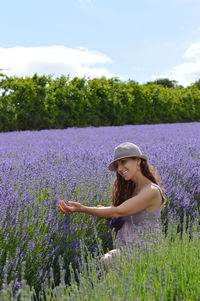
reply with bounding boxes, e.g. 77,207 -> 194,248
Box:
145,78 -> 178,88
191,79 -> 200,89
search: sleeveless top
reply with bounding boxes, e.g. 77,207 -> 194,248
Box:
116,183 -> 165,248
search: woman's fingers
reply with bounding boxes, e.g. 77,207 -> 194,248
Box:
59,200 -> 74,213
58,200 -> 82,213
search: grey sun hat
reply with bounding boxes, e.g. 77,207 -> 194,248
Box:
108,142 -> 148,171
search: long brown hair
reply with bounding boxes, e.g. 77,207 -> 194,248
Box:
111,158 -> 166,207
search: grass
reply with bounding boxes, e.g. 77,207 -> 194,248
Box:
1,218 -> 200,301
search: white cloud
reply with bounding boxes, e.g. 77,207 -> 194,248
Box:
184,42 -> 200,59
152,42 -> 200,87
0,45 -> 115,79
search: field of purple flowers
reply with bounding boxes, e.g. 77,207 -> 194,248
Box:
0,122 -> 200,293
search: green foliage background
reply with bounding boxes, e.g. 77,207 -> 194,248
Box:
0,73 -> 200,132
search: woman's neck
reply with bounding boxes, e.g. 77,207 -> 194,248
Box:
131,176 -> 152,196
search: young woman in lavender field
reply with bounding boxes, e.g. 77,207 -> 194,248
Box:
59,142 -> 166,270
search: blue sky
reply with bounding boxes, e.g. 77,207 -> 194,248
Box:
1,0 -> 200,86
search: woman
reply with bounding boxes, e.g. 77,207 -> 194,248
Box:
59,142 -> 166,269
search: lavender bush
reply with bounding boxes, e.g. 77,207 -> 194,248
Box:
0,122 -> 199,293
1,219 -> 200,300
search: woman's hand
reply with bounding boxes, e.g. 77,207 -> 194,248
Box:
58,200 -> 84,214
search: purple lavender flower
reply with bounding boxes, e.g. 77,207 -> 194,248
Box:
0,122 -> 199,291
14,280 -> 21,291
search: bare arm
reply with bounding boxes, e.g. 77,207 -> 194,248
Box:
59,201 -> 118,218
116,186 -> 161,216
58,186 -> 160,218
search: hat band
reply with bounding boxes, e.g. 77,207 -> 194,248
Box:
114,152 -> 141,161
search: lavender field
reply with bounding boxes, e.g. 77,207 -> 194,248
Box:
0,122 -> 200,296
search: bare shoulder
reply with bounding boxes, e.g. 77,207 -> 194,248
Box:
117,183 -> 162,216
140,184 -> 162,211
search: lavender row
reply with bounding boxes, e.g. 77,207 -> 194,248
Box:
0,122 -> 199,291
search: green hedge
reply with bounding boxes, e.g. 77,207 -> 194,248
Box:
0,73 -> 200,132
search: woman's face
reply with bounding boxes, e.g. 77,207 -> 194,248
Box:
114,157 -> 141,180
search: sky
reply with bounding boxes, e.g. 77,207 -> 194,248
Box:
1,0 -> 200,86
